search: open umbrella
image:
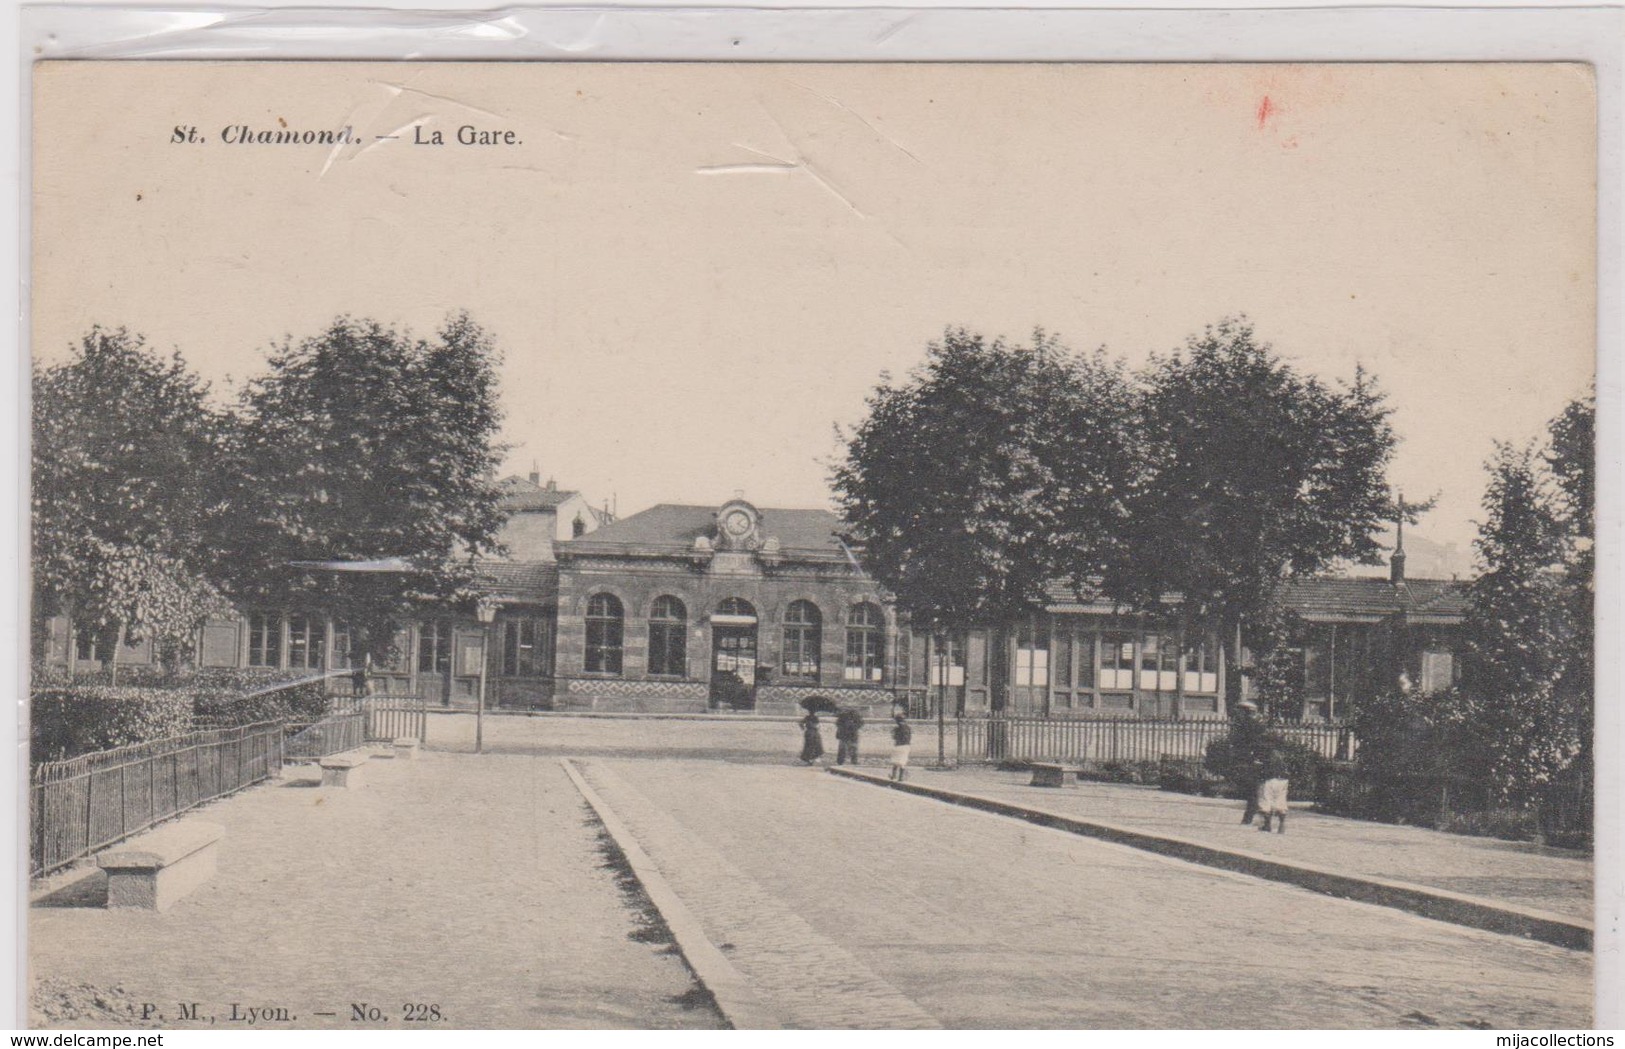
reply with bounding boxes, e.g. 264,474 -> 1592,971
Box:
799,695 -> 839,714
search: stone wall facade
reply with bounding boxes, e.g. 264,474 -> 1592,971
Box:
555,552 -> 901,713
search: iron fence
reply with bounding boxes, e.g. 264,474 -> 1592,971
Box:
953,713 -> 1354,765
30,720 -> 285,877
284,712 -> 366,760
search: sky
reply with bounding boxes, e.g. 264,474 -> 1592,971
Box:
31,62 -> 1597,575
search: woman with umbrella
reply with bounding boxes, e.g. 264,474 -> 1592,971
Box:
798,695 -> 835,765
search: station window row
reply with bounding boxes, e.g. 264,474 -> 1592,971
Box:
582,593 -> 886,682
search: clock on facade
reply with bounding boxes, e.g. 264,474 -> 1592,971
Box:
716,501 -> 761,550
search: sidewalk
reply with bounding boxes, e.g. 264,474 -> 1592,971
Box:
830,765 -> 1592,941
29,752 -> 724,1029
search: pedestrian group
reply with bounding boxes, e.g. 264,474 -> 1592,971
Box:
798,701 -> 912,782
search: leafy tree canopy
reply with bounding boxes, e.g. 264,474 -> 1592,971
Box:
1105,318 -> 1396,629
32,327 -> 232,663
1546,386 -> 1594,542
1460,405 -> 1592,796
833,327 -> 1138,634
218,313 -> 508,660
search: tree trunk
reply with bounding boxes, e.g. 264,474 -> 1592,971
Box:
1229,619 -> 1245,710
988,625 -> 1010,762
108,622 -> 124,687
63,609 -> 75,684
1174,613 -> 1188,721
989,624 -> 1011,713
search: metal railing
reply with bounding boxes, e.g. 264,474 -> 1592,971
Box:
953,713 -> 1354,765
30,720 -> 285,877
284,712 -> 366,760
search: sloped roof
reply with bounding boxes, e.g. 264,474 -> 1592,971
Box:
499,475 -> 580,512
1042,575 -> 1468,624
1279,576 -> 1468,623
472,560 -> 559,602
560,504 -> 852,561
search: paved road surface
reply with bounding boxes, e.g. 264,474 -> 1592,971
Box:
577,756 -> 1592,1029
30,753 -> 722,1030
439,713 -> 1593,921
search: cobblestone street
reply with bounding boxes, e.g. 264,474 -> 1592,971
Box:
30,714 -> 1595,1030
575,754 -> 1591,1029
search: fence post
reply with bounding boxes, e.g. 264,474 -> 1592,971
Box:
84,767 -> 95,857
34,779 -> 47,876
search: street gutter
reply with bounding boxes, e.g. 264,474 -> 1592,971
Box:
826,765 -> 1592,952
562,758 -> 784,1030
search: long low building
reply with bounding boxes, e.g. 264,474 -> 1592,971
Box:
36,477 -> 1469,719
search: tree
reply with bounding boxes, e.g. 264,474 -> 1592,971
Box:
32,328 -> 232,675
1104,319 -> 1397,700
832,327 -> 1138,712
1459,395 -> 1591,801
218,313 -> 509,663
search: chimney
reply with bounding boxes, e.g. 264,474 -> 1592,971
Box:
1390,501 -> 1407,583
546,477 -> 557,492
528,460 -> 541,486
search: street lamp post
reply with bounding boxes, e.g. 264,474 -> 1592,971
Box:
937,638 -> 948,768
475,600 -> 497,755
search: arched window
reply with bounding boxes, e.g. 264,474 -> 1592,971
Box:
782,600 -> 822,681
844,602 -> 885,684
585,593 -> 624,674
647,596 -> 687,677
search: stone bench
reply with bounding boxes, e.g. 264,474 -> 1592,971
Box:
99,820 -> 224,911
1029,762 -> 1083,788
393,738 -> 420,761
319,750 -> 370,788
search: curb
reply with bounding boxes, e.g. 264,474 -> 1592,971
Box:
827,766 -> 1592,952
560,759 -> 783,1030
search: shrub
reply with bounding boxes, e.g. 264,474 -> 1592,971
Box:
30,668 -> 333,760
1092,759 -> 1162,785
190,673 -> 329,725
1436,807 -> 1540,842
1157,757 -> 1230,796
31,686 -> 195,761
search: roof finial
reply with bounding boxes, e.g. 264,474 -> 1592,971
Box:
1391,490 -> 1408,584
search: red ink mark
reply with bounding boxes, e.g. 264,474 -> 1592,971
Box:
1256,96 -> 1275,129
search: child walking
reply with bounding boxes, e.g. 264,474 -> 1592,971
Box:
889,712 -> 913,782
1257,751 -> 1290,834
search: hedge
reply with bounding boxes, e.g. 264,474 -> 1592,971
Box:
31,686 -> 196,762
31,670 -> 335,761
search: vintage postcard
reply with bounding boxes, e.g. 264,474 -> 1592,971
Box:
25,59 -> 1599,1031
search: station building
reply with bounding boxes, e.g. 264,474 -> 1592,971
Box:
36,476 -> 1467,720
